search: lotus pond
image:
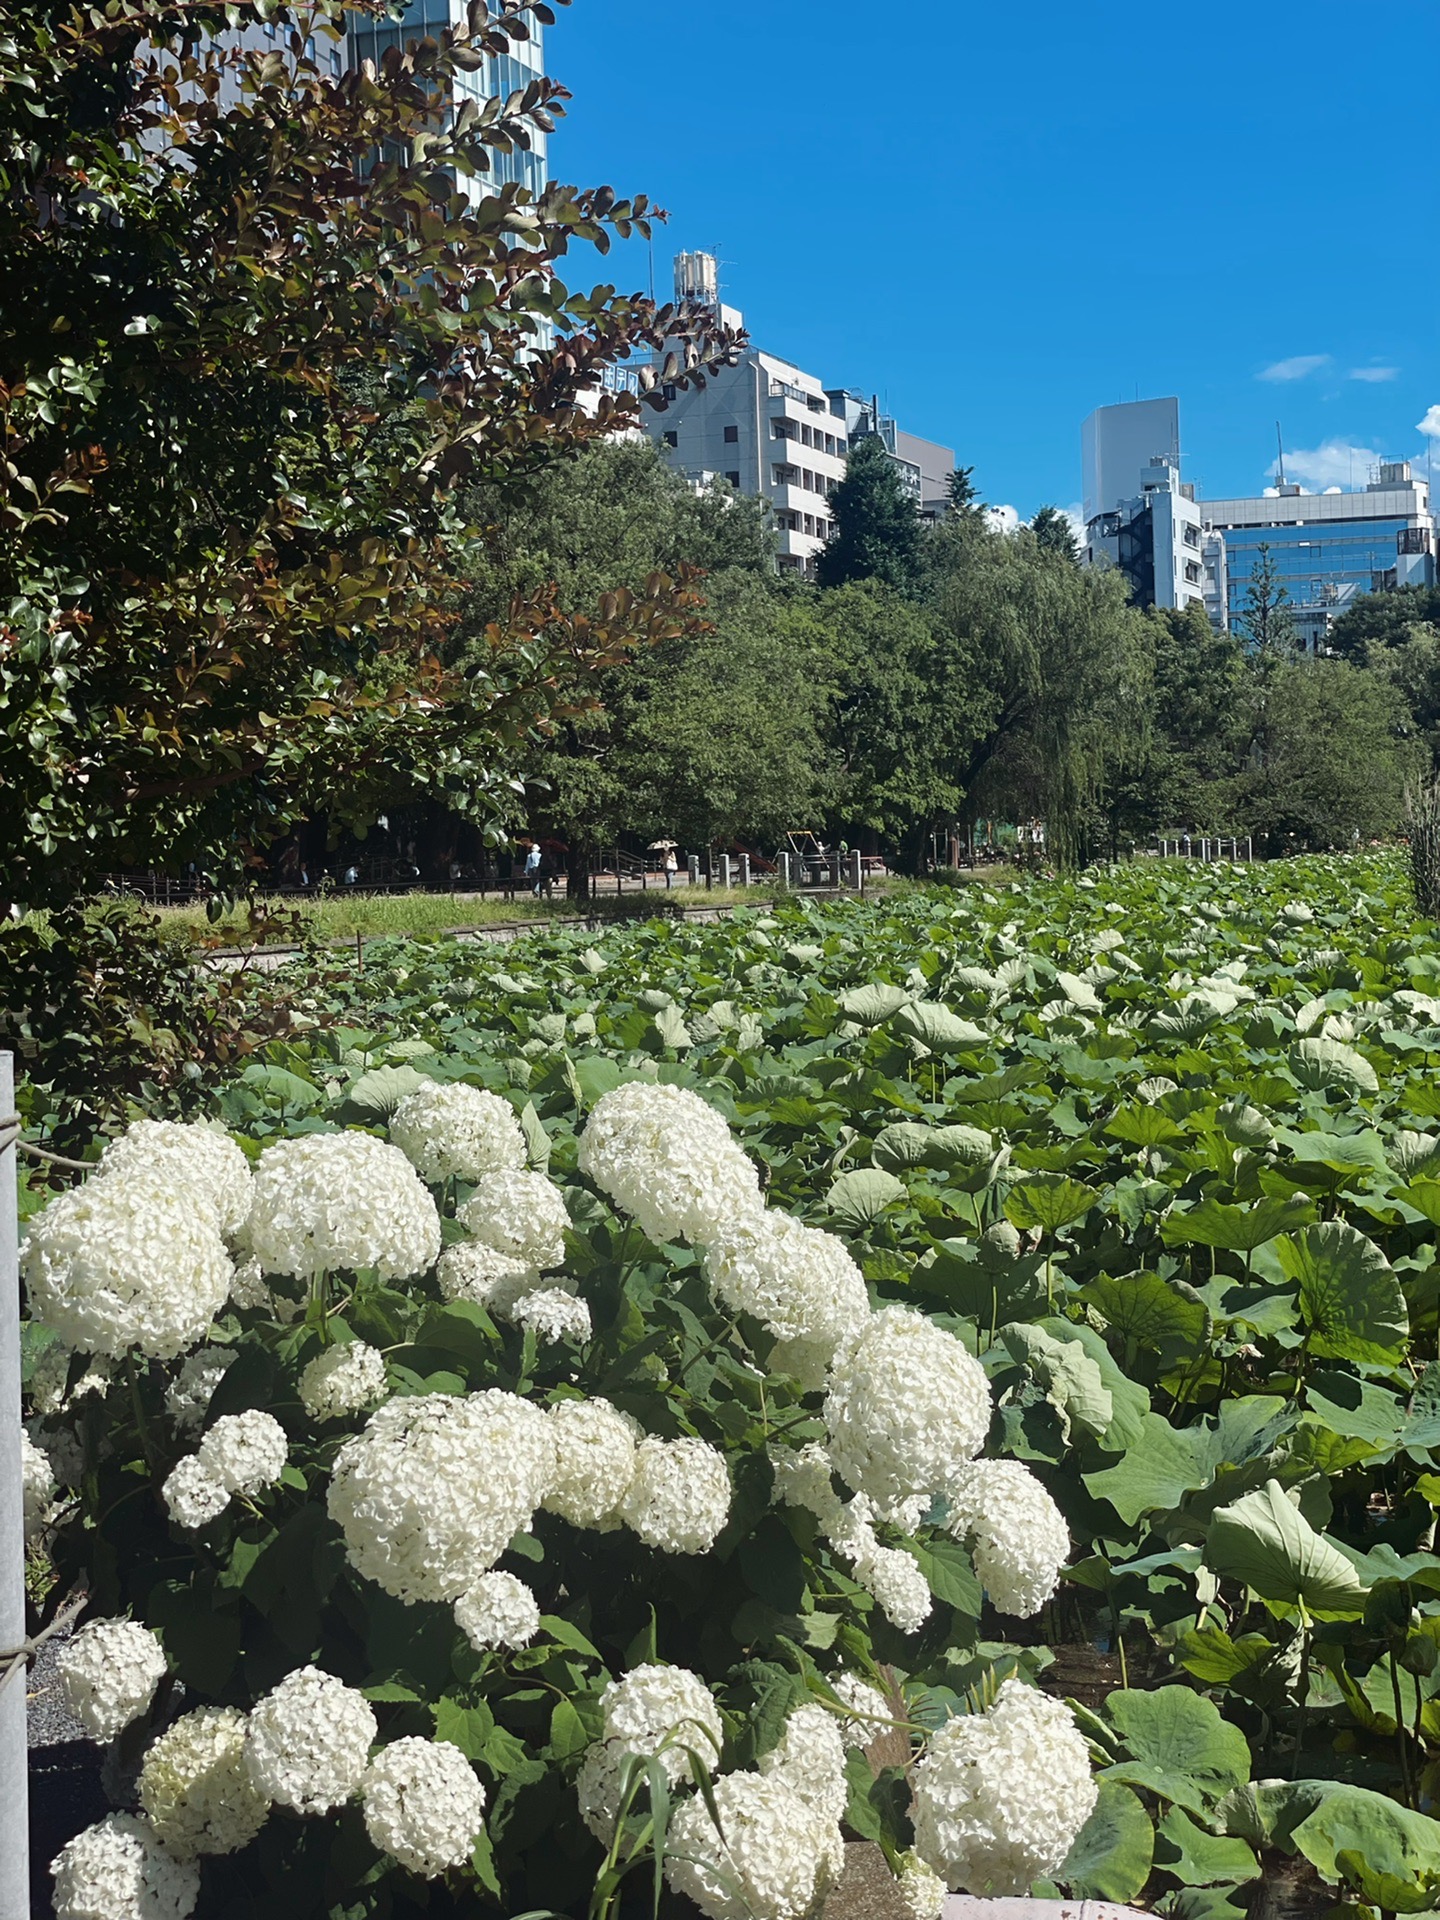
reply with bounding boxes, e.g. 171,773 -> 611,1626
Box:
28,849 -> 1440,1918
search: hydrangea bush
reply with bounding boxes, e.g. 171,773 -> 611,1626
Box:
23,1083 -> 1088,1920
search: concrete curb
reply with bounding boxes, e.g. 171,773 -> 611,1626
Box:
944,1903 -> 1148,1920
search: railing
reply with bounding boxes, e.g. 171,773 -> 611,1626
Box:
1152,836 -> 1253,861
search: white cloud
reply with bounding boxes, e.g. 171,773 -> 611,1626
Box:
1271,438 -> 1381,490
1348,365 -> 1399,383
1258,354 -> 1331,383
986,503 -> 1020,535
1418,405 -> 1440,440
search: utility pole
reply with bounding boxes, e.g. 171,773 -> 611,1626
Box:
0,1053 -> 27,1918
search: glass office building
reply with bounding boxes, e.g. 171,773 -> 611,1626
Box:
345,2 -> 548,202
1202,465 -> 1434,650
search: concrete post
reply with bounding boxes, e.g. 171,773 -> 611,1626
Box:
779,852 -> 792,890
849,848 -> 863,892
720,853 -> 732,890
740,854 -> 751,888
0,1053 -> 27,1918
687,855 -> 700,887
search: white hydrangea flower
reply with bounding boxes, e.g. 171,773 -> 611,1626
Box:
458,1169 -> 570,1271
97,1121 -> 253,1241
827,1672 -> 891,1733
243,1132 -> 440,1280
51,1811 -> 200,1920
30,1415 -> 84,1495
299,1341 -> 388,1422
22,1172 -> 233,1360
164,1348 -> 235,1433
196,1410 -> 287,1496
56,1619 -> 167,1742
327,1391 -> 553,1603
758,1703 -> 847,1825
228,1257 -> 271,1312
576,1738 -> 631,1841
543,1397 -> 639,1530
436,1241 -> 540,1315
910,1680 -> 1096,1895
601,1664 -> 724,1786
244,1667 -> 377,1814
947,1459 -> 1070,1618
27,1343 -> 110,1415
851,1536 -> 933,1636
824,1306 -> 991,1524
618,1436 -> 730,1554
362,1737 -> 486,1878
770,1443 -> 842,1526
138,1706 -> 270,1861
22,1429 -> 55,1537
454,1571 -> 541,1651
665,1771 -> 845,1920
511,1286 -> 591,1345
704,1211 -> 869,1364
577,1081 -> 760,1245
162,1456 -> 230,1531
897,1850 -> 947,1920
390,1080 -> 527,1184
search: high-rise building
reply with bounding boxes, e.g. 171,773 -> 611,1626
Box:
1080,396 -> 1436,647
646,253 -> 955,574
1200,464 -> 1434,650
345,2 -> 548,203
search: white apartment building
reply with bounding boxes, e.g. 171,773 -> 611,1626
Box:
1083,452 -> 1209,618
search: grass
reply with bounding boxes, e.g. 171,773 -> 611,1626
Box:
154,884 -> 795,947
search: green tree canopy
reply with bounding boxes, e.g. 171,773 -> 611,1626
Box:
0,0 -> 735,910
1237,659 -> 1420,847
816,434 -> 921,593
1239,543 -> 1297,655
1328,582 -> 1440,662
1030,506 -> 1081,563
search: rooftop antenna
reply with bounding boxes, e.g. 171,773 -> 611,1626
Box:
1275,421 -> 1286,487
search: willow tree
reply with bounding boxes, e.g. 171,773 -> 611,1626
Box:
0,0 -> 737,912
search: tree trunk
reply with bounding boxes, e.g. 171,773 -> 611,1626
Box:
566,843 -> 591,902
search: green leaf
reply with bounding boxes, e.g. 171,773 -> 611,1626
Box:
891,1000 -> 989,1051
1080,1270 -> 1208,1368
904,1537 -> 982,1616
1005,1173 -> 1098,1233
1276,1220 -> 1409,1365
1204,1479 -> 1369,1614
518,1099 -> 551,1170
547,1697 -> 590,1763
1105,1686 -> 1251,1814
345,1062 -> 430,1118
1156,1806 -> 1260,1886
1161,1194 -> 1313,1252
1289,1036 -> 1380,1094
433,1696 -> 495,1759
1001,1323 -> 1113,1444
1289,1786 -> 1440,1908
837,982 -> 912,1026
825,1167 -> 906,1231
1061,1779 -> 1155,1902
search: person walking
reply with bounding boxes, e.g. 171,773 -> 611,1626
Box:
664,848 -> 678,890
524,842 -> 542,895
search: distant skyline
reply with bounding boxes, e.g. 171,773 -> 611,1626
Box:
547,0 -> 1439,527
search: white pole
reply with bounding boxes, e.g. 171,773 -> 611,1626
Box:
849,848 -> 863,892
720,853 -> 732,891
0,1052 -> 27,1918
740,854 -> 751,888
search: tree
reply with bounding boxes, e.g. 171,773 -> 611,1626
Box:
1030,506 -> 1080,563
1236,658 -> 1420,847
816,434 -> 920,593
1239,543 -> 1297,655
945,464 -> 985,524
1328,582 -> 1440,663
458,442 -> 831,889
0,0 -> 737,912
925,527 -> 1153,863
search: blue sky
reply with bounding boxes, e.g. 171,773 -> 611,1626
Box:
548,0 -> 1439,525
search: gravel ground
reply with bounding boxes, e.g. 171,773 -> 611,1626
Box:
27,1629 -> 105,1920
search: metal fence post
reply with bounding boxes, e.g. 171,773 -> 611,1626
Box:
0,1052 -> 27,1919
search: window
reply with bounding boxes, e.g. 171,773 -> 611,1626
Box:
663,383 -> 677,402
1184,561 -> 1201,583
726,471 -> 741,488
800,425 -> 812,448
663,430 -> 678,449
723,424 -> 739,443
772,419 -> 791,439
330,49 -> 342,75
804,514 -> 815,536
835,437 -> 847,455
824,434 -> 835,456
